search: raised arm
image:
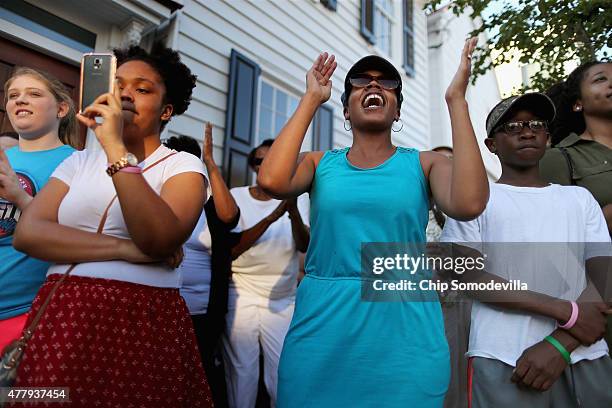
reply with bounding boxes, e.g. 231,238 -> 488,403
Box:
423,38 -> 489,220
258,53 -> 336,198
203,122 -> 239,224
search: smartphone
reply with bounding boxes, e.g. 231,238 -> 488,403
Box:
78,53 -> 117,113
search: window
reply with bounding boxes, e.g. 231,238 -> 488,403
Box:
402,0 -> 415,77
321,0 -> 337,11
314,105 -> 334,151
360,0 -> 375,44
361,0 -> 396,57
225,51 -> 334,187
257,81 -> 313,152
224,50 -> 260,188
374,0 -> 393,56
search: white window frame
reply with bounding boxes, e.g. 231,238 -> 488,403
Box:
256,78 -> 313,151
373,0 -> 396,58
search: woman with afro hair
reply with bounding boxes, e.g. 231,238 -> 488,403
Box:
11,43 -> 213,406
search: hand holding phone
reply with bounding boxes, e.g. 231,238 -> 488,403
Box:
78,53 -> 116,113
77,53 -> 124,155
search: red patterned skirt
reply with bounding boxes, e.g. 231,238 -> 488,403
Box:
12,274 -> 213,407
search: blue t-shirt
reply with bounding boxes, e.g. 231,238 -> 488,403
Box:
0,145 -> 75,320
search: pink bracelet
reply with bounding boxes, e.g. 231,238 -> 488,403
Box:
559,301 -> 579,330
118,166 -> 142,174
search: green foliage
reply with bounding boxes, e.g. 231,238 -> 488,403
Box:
424,0 -> 612,93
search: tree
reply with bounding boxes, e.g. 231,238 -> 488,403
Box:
424,0 -> 612,93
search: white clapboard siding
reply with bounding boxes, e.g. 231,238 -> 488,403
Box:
167,0 -> 432,163
427,8 -> 502,178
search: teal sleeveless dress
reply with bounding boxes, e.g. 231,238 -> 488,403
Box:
277,147 -> 450,407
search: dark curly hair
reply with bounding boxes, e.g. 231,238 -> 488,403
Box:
164,135 -> 201,158
114,42 -> 197,130
545,61 -> 608,146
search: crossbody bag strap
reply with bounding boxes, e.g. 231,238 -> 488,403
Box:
19,151 -> 178,342
19,194 -> 116,341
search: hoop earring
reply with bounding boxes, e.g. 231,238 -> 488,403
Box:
392,119 -> 403,132
344,119 -> 352,131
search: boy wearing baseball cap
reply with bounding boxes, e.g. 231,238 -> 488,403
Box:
441,93 -> 612,407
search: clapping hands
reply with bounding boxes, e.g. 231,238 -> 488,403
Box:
305,53 -> 337,105
445,37 -> 478,102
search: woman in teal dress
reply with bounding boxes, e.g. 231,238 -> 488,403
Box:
258,38 -> 489,407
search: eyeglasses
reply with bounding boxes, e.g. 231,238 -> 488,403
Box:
349,74 -> 400,90
496,120 -> 548,135
251,157 -> 264,166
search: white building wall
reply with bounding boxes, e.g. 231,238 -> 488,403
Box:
172,0 -> 432,165
2,0 -> 177,150
427,6 -> 502,178
5,0 -> 435,165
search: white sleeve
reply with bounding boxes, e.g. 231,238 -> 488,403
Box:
297,193 -> 310,227
50,150 -> 81,186
582,189 -> 612,259
163,152 -> 211,200
439,216 -> 483,254
229,187 -> 244,233
440,216 -> 481,243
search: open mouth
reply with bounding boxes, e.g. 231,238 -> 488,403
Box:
362,93 -> 385,110
15,109 -> 33,117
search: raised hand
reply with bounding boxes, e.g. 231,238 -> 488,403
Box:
445,37 -> 478,102
202,122 -> 215,168
77,83 -> 124,154
0,148 -> 29,209
306,53 -> 337,105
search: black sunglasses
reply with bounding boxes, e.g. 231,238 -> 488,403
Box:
349,73 -> 399,90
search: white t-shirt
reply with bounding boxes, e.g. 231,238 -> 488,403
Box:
48,144 -> 208,288
179,210 -> 212,314
230,186 -> 309,299
441,182 -> 611,366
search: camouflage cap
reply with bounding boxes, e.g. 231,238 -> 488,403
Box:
486,92 -> 556,137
